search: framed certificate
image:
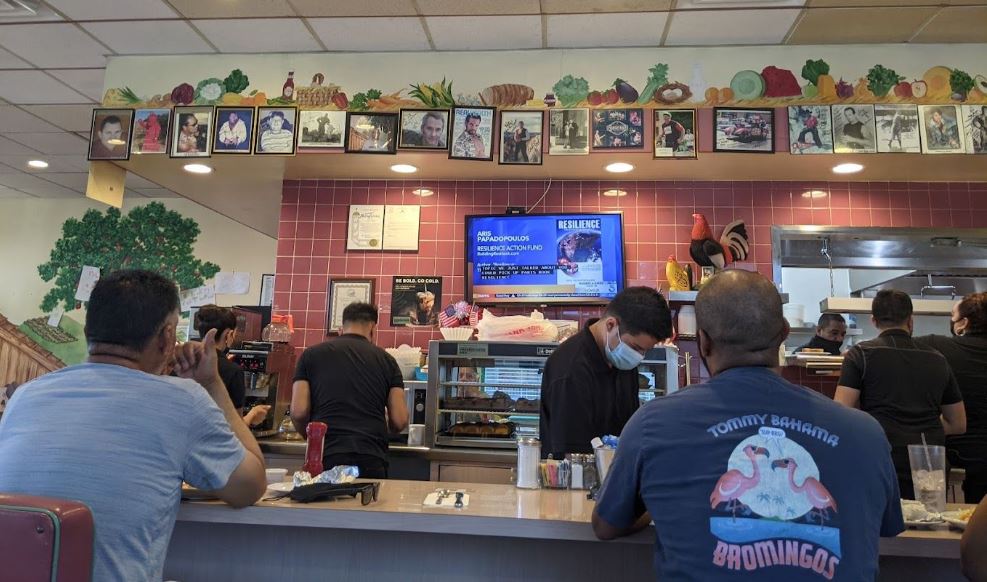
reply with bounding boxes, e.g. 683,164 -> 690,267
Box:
327,278 -> 375,332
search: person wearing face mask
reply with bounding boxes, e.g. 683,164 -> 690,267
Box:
915,292 -> 987,502
795,313 -> 848,355
835,289 -> 966,498
539,287 -> 672,459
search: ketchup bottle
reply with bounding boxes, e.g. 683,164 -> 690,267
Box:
303,421 -> 327,475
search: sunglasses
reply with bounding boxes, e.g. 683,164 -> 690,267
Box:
281,481 -> 381,505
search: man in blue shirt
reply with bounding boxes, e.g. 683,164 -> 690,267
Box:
0,270 -> 266,581
593,270 -> 903,581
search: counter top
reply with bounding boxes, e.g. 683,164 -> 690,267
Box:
259,438 -> 517,464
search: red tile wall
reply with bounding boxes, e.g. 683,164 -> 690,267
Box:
276,179 -> 987,357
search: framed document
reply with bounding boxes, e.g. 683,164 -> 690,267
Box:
259,274 -> 275,307
347,205 -> 385,250
382,205 -> 420,251
327,278 -> 375,332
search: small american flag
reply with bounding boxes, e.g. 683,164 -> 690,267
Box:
438,305 -> 461,328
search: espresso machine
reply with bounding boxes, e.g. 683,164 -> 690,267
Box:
229,340 -> 294,437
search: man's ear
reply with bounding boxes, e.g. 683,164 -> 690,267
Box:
698,329 -> 713,359
780,320 -> 791,344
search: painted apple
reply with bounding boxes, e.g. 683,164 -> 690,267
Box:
893,81 -> 913,98
911,80 -> 928,99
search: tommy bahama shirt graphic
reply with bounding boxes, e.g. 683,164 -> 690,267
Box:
708,418 -> 841,580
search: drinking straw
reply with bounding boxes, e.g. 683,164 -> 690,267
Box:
920,433 -> 933,472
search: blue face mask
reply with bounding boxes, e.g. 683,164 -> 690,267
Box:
605,324 -> 645,370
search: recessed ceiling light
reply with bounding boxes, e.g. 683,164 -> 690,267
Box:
832,163 -> 863,174
183,163 -> 213,174
391,164 -> 417,174
412,188 -> 434,197
602,189 -> 628,197
801,190 -> 828,199
27,160 -> 49,169
605,162 -> 634,173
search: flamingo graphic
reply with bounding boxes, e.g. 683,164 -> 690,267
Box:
710,445 -> 770,518
772,458 -> 838,526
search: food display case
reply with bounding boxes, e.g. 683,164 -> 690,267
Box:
424,340 -> 679,450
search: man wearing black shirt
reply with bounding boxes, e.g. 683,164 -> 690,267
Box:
795,313 -> 848,355
539,287 -> 672,459
835,290 -> 966,497
291,303 -> 409,478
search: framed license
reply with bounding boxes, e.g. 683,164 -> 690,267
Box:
327,278 -> 375,332
259,274 -> 275,307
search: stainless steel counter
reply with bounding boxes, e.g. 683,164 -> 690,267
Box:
258,437 -> 518,464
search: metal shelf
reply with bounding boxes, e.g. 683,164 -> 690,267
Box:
434,435 -> 518,449
439,381 -> 541,390
438,408 -> 539,415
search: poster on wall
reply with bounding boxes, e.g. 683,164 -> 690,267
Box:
131,108 -> 170,155
875,104 -> 921,153
654,109 -> 697,158
382,205 -> 420,251
713,108 -> 773,153
964,105 -> 987,154
74,266 -> 101,302
347,205 -> 385,250
549,108 -> 589,155
918,105 -> 966,155
591,108 -> 645,150
832,104 -> 877,154
787,106 -> 833,155
390,276 -> 441,327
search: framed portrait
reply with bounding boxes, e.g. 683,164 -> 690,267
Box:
169,106 -> 213,158
298,110 -> 346,149
498,110 -> 543,165
787,105 -> 833,155
211,107 -> 255,154
654,109 -> 697,159
831,104 -> 877,154
254,107 -> 297,155
918,105 -> 967,154
88,108 -> 134,161
131,108 -> 170,155
327,278 -> 375,332
875,104 -> 921,153
591,108 -> 645,150
449,106 -> 495,161
398,109 -> 450,150
713,108 -> 774,154
549,108 -> 589,155
344,112 -> 398,154
390,276 -> 441,327
963,105 -> 987,155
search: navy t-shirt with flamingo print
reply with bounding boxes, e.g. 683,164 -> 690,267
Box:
595,366 -> 904,581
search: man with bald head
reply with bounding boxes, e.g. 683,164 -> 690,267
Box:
593,270 -> 903,581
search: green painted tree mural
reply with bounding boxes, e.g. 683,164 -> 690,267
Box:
37,202 -> 220,312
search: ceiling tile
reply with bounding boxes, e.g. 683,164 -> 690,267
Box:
911,6 -> 987,43
308,17 -> 430,51
0,46 -> 31,69
0,154 -> 90,172
0,136 -> 40,155
137,187 -> 182,198
547,12 -> 668,48
6,132 -> 90,155
19,180 -> 82,198
0,24 -> 110,68
125,173 -> 160,189
289,0 -> 417,17
665,9 -> 801,45
169,0 -> 296,18
36,172 -> 89,191
0,106 -> 64,133
46,69 -> 106,103
808,0 -> 983,6
124,188 -> 147,199
426,15 -> 542,50
789,7 -> 938,44
21,105 -> 96,132
676,0 -> 805,8
416,0 -> 539,15
191,18 -> 321,53
0,186 -> 33,199
0,71 -> 90,104
542,0 -> 673,12
44,0 -> 177,20
82,21 -> 214,55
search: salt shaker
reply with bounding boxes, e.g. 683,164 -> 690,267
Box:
516,437 -> 541,489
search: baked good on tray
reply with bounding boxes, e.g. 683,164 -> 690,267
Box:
514,398 -> 540,412
446,421 -> 516,439
441,391 -> 515,411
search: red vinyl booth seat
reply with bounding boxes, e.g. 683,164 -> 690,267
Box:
0,494 -> 94,582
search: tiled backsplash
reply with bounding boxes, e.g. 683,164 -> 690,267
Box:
276,179 -> 987,355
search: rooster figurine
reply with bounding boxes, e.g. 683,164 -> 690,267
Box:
665,256 -> 692,291
689,213 -> 750,269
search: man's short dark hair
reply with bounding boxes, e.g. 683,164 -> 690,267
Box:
100,116 -> 122,131
604,287 -> 672,341
465,113 -> 481,124
342,302 -> 379,325
695,270 -> 785,360
817,313 -> 846,329
872,290 -> 912,327
269,110 -> 285,121
844,107 -> 856,115
84,269 -> 179,351
194,304 -> 237,339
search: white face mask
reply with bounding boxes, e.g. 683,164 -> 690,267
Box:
605,324 -> 645,370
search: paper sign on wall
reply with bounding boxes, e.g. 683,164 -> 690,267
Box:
47,307 -> 64,328
214,272 -> 251,294
382,205 -> 420,251
347,205 -> 385,250
179,285 -> 216,312
74,266 -> 101,302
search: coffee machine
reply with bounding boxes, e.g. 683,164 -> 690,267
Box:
229,340 -> 294,437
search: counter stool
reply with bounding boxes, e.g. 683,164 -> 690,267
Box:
0,493 -> 94,582
949,468 -> 966,503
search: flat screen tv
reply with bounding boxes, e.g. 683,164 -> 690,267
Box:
465,213 -> 625,306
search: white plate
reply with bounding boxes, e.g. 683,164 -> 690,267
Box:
904,517 -> 944,529
267,482 -> 294,493
942,511 -> 971,531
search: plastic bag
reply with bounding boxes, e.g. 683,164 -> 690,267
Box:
475,309 -> 558,342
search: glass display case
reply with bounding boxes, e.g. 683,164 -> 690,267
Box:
424,340 -> 679,450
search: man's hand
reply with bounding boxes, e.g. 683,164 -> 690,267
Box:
243,405 -> 271,427
174,328 -> 220,387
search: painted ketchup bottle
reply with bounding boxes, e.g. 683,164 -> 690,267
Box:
302,421 -> 327,475
282,71 -> 295,101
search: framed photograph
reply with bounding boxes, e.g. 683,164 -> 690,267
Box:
254,107 -> 297,155
654,109 -> 697,159
398,109 -> 450,150
875,104 -> 921,153
298,110 -> 346,149
498,110 -> 543,165
88,108 -> 134,161
549,108 -> 589,155
449,106 -> 495,161
170,106 -> 213,158
832,104 -> 877,154
713,108 -> 774,153
918,105 -> 966,154
131,108 -> 170,155
212,107 -> 255,154
259,274 -> 275,307
787,105 -> 833,155
327,278 -> 375,332
591,108 -> 645,150
390,276 -> 441,327
964,105 -> 987,154
345,112 -> 398,154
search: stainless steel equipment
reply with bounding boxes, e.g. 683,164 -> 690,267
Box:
229,341 -> 294,438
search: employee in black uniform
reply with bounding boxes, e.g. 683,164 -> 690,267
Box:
795,313 -> 848,355
291,302 -> 409,478
539,287 -> 673,459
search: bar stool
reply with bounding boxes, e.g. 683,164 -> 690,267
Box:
0,493 -> 94,582
949,468 -> 967,503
